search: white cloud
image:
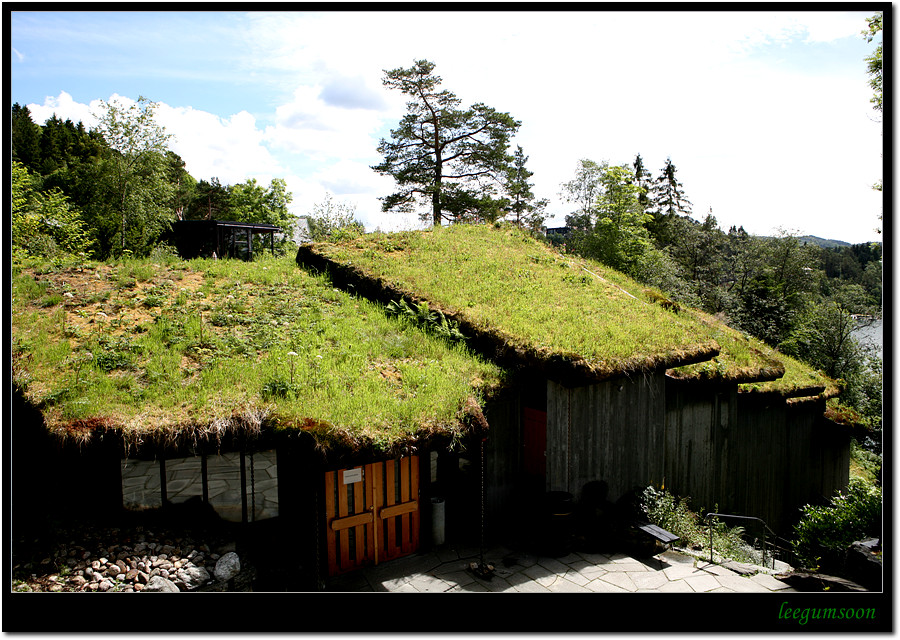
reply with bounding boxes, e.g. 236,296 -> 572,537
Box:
155,105 -> 282,184
21,10 -> 881,242
27,90 -> 101,128
263,85 -> 386,162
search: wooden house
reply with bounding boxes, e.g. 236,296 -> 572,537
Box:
11,224 -> 850,588
11,255 -> 500,586
298,224 -> 850,544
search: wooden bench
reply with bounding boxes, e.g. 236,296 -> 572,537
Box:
635,522 -> 680,546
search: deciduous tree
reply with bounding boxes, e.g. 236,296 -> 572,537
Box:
564,163 -> 652,275
93,96 -> 174,256
307,193 -> 365,242
12,161 -> 91,258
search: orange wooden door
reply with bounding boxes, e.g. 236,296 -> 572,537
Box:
324,456 -> 419,576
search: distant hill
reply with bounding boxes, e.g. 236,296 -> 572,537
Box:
797,236 -> 851,249
757,235 -> 874,249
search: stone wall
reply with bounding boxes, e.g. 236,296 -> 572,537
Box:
121,451 -> 279,522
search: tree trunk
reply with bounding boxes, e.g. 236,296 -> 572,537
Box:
432,113 -> 442,226
120,180 -> 129,253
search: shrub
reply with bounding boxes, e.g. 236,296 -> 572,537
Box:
791,477 -> 882,571
642,486 -> 753,563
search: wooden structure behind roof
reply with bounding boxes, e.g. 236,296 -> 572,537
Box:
297,228 -> 852,540
168,220 -> 282,260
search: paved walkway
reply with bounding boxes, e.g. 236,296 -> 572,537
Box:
326,543 -> 797,593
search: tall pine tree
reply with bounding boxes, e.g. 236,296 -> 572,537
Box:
372,59 -> 520,226
647,157 -> 692,248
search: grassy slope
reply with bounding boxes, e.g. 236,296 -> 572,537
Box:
309,224 -> 832,394
11,254 -> 504,449
311,224 -> 720,376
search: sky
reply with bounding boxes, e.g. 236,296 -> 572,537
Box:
9,8 -> 884,244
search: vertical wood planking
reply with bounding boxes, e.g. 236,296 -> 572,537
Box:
337,470 -> 350,570
399,456 -> 411,554
352,467 -> 366,566
324,471 -> 337,576
372,461 -> 384,561
410,455 -> 419,551
385,459 -> 397,556
324,456 -> 421,575
364,463 -> 375,563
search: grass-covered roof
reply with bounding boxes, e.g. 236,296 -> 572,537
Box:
302,224 -> 836,396
11,254 -> 504,453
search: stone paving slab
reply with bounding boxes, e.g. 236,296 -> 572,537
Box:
327,544 -> 796,594
750,572 -> 794,590
547,575 -> 593,592
630,571 -> 669,590
685,574 -> 722,592
599,571 -> 638,592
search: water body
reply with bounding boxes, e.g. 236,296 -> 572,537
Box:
852,318 -> 883,358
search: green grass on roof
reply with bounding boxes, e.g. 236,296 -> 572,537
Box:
669,309 -> 838,397
308,224 -> 836,395
308,224 -> 721,378
11,254 -> 505,450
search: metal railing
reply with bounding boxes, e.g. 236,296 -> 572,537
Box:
703,513 -> 784,569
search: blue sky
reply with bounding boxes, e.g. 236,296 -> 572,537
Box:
10,9 -> 883,243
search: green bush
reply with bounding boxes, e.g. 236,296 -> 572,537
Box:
791,477 -> 882,570
642,486 -> 753,563
642,486 -> 704,543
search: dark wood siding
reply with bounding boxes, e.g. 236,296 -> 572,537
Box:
547,374 -> 666,502
663,386 -> 850,533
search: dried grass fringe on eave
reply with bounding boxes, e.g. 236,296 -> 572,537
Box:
295,395 -> 490,460
38,395 -> 490,460
666,347 -> 786,385
42,404 -> 268,457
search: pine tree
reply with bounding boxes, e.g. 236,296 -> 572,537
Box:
632,153 -> 652,210
372,59 -> 520,225
647,158 -> 692,248
504,146 -> 548,230
11,103 -> 41,171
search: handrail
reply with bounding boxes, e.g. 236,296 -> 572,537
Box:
703,512 -> 779,569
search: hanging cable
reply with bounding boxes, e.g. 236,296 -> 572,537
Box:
469,435 -> 494,579
250,452 -> 256,522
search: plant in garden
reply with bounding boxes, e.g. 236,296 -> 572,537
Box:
791,477 -> 882,571
386,298 -> 466,344
71,351 -> 93,388
641,486 -> 753,563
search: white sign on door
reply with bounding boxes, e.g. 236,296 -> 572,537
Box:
343,468 -> 363,484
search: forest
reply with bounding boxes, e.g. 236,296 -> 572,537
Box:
11,97 -> 296,261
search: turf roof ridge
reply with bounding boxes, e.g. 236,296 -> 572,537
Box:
11,256 -> 501,459
297,243 -> 722,383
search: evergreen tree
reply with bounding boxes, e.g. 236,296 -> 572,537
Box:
164,151 -> 197,221
11,103 -> 41,170
647,158 -> 692,247
186,177 -> 230,221
372,59 -> 520,225
504,145 -> 548,231
632,152 -> 652,210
